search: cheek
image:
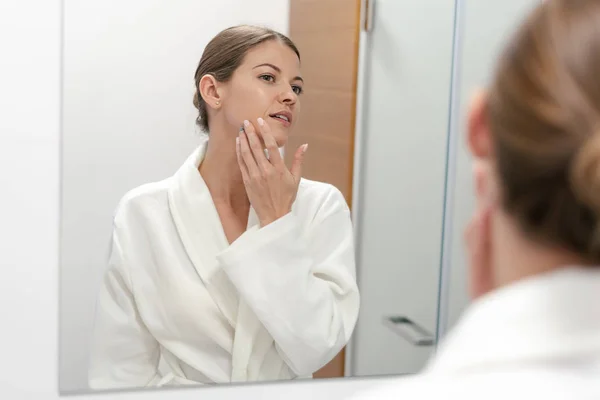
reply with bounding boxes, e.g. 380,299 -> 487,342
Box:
226,85 -> 273,121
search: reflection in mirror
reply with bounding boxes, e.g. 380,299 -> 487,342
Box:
60,0 -> 362,394
59,0 -> 542,395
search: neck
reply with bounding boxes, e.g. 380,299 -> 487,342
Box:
198,124 -> 249,209
491,212 -> 585,289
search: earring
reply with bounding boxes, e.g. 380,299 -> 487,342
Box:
216,101 -> 220,106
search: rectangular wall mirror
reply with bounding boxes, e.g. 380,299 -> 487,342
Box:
59,0 -> 540,394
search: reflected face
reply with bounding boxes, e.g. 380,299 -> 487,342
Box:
211,40 -> 304,147
220,40 -> 303,147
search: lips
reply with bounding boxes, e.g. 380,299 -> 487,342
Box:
269,111 -> 292,125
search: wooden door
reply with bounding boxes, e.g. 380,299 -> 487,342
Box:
286,0 -> 362,379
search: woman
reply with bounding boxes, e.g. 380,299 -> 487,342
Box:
352,0 -> 600,398
88,25 -> 360,389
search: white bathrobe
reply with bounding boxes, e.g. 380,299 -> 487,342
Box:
347,267 -> 600,399
87,141 -> 360,389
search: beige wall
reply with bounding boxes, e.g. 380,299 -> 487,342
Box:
286,0 -> 361,378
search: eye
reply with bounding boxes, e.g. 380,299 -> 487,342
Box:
292,85 -> 303,95
259,74 -> 275,83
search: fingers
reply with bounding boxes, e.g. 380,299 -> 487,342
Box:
473,160 -> 486,204
464,212 -> 479,254
239,118 -> 306,184
238,127 -> 261,180
465,205 -> 494,299
472,159 -> 500,209
479,205 -> 492,255
235,135 -> 250,183
243,120 -> 271,171
257,118 -> 284,168
464,205 -> 493,272
290,144 -> 308,182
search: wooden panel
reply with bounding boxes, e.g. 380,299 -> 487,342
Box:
297,89 -> 356,143
314,351 -> 345,380
288,0 -> 361,380
290,0 -> 360,32
287,135 -> 353,204
292,29 -> 358,92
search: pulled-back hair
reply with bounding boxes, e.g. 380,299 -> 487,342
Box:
192,25 -> 300,132
488,0 -> 600,262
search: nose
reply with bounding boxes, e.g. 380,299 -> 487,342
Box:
278,86 -> 297,106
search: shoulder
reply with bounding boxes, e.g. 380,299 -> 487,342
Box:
113,178 -> 172,226
350,369 -> 596,400
296,178 -> 350,218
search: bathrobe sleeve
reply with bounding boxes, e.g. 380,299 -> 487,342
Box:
217,185 -> 360,376
87,221 -> 164,389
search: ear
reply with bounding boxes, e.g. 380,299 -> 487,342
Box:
468,90 -> 501,208
199,74 -> 223,109
467,89 -> 492,160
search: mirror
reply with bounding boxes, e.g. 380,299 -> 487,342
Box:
59,0 -> 539,394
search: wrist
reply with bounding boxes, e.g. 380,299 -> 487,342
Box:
259,218 -> 275,227
259,209 -> 292,227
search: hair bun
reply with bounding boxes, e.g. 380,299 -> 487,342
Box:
571,130 -> 600,215
571,130 -> 600,257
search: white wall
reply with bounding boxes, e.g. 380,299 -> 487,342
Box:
59,0 -> 290,393
443,0 -> 542,333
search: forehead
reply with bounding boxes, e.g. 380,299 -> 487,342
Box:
240,40 -> 301,74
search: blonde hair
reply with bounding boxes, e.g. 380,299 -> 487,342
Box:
488,0 -> 600,261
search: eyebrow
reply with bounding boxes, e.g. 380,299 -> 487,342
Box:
253,63 -> 304,83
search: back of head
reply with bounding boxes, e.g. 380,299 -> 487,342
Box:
192,25 -> 300,132
487,0 -> 600,263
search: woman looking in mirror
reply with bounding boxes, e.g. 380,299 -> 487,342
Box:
88,25 -> 360,389
353,0 -> 600,397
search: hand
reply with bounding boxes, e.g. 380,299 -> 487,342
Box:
464,160 -> 496,299
236,118 -> 308,227
464,204 -> 493,300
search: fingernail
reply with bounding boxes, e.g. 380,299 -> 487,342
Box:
302,144 -> 308,153
243,120 -> 250,127
236,137 -> 240,145
257,117 -> 264,126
